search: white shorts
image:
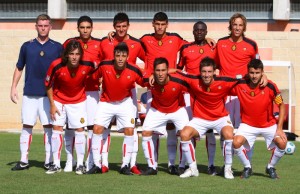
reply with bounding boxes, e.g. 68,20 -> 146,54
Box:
21,95 -> 51,126
235,123 -> 277,150
187,115 -> 233,137
86,91 -> 100,126
184,93 -> 193,120
94,97 -> 136,131
52,100 -> 87,129
143,107 -> 189,135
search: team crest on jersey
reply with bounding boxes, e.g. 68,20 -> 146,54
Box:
250,91 -> 255,97
231,45 -> 236,51
206,87 -> 210,92
46,75 -> 50,82
158,40 -> 163,46
83,44 -> 88,49
40,51 -> 44,56
131,118 -> 135,124
80,118 -> 85,124
199,48 -> 204,54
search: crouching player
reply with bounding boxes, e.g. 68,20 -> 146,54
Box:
179,57 -> 237,179
232,59 -> 287,179
141,57 -> 189,175
45,40 -> 94,174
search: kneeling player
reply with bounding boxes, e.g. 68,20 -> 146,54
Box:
232,59 -> 287,179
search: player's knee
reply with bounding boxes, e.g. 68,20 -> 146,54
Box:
221,127 -> 234,139
232,136 -> 244,149
142,130 -> 152,137
93,125 -> 104,134
180,129 -> 192,141
274,138 -> 287,150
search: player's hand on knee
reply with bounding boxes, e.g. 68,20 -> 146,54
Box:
274,128 -> 287,144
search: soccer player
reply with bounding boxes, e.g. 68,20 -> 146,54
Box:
178,57 -> 237,179
10,14 -> 62,171
177,21 -> 218,175
99,12 -> 145,174
63,15 -> 102,172
141,57 -> 189,175
232,59 -> 287,179
45,40 -> 94,175
86,42 -> 145,175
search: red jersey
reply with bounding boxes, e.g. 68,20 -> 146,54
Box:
101,35 -> 145,64
140,32 -> 187,72
92,60 -> 144,102
230,80 -> 282,128
178,42 -> 218,74
178,71 -> 238,120
63,37 -> 102,91
217,36 -> 258,78
144,73 -> 188,113
45,58 -> 94,104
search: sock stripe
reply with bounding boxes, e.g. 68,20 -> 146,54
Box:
188,143 -> 195,162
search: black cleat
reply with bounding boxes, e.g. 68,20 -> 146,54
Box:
44,162 -> 53,170
11,161 -> 29,171
86,165 -> 102,174
75,165 -> 86,175
119,165 -> 133,175
266,167 -> 279,179
141,167 -> 157,176
178,167 -> 185,176
45,165 -> 61,174
241,167 -> 252,179
168,165 -> 178,175
207,165 -> 217,176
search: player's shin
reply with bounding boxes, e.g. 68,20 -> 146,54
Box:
223,140 -> 233,166
130,129 -> 139,167
122,135 -> 134,168
64,129 -> 75,163
20,128 -> 33,163
91,133 -> 103,168
75,131 -> 86,167
44,128 -> 52,164
180,140 -> 197,169
234,146 -> 251,167
268,147 -> 285,168
167,129 -> 178,167
142,136 -> 156,169
51,130 -> 63,167
101,128 -> 111,167
206,131 -> 216,166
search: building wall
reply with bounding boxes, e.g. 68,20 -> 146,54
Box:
0,20 -> 299,135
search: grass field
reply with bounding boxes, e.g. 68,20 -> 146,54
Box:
1,132 -> 300,194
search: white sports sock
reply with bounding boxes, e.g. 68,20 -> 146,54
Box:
234,146 -> 251,168
152,134 -> 160,168
268,147 -> 285,168
86,130 -> 93,166
167,129 -> 177,166
180,140 -> 197,169
20,127 -> 33,163
52,130 -> 63,167
121,135 -> 134,168
223,140 -> 233,166
75,131 -> 86,167
130,129 -> 139,167
44,127 -> 53,164
101,128 -> 111,167
142,136 -> 156,169
91,133 -> 103,168
64,129 -> 75,162
206,131 -> 216,166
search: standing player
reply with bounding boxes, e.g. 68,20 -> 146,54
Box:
178,57 -> 237,179
63,15 -> 102,172
100,12 -> 145,174
10,14 -> 62,171
141,57 -> 189,175
232,59 -> 287,179
45,40 -> 94,174
86,42 -> 145,175
177,21 -> 218,175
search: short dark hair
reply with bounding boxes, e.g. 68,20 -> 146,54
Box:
154,57 -> 169,70
193,21 -> 207,30
113,12 -> 129,26
200,57 -> 216,71
153,12 -> 168,23
36,14 -> 51,24
114,42 -> 129,55
248,59 -> 264,70
62,40 -> 83,65
77,15 -> 93,27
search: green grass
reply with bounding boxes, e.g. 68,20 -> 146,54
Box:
1,132 -> 300,194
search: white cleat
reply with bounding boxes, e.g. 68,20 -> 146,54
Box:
224,166 -> 234,179
179,168 -> 199,178
64,160 -> 76,172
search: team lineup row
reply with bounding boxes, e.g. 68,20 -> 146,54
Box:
10,12 -> 287,179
